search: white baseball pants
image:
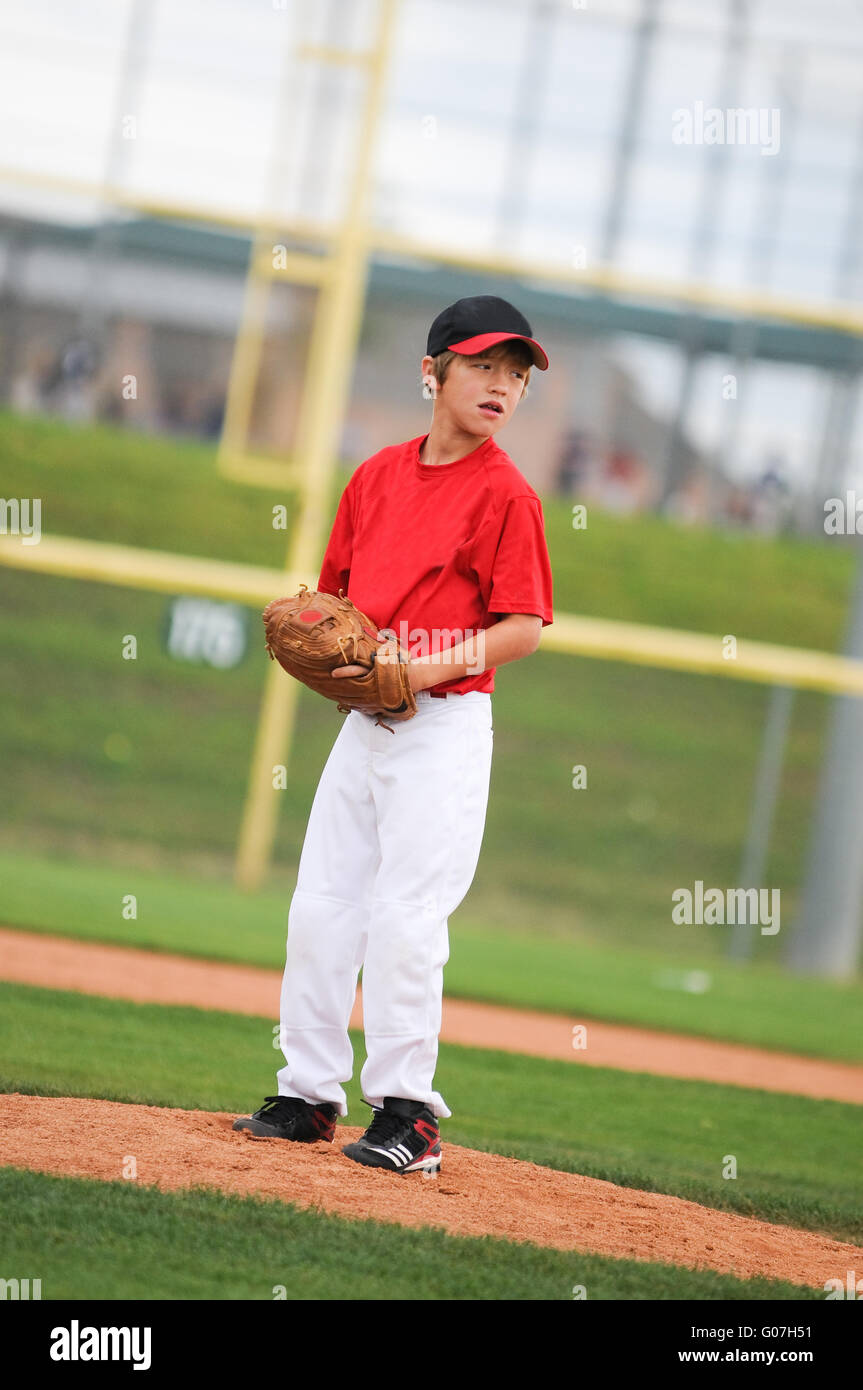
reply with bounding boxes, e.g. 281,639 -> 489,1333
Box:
276,689 -> 494,1119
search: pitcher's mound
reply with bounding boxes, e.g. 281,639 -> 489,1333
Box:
2,1093 -> 859,1291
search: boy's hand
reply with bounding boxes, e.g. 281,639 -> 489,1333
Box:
331,636 -> 428,690
330,663 -> 367,679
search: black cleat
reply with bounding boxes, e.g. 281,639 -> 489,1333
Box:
342,1096 -> 441,1174
232,1095 -> 337,1142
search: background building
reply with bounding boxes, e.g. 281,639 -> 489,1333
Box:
1,0 -> 861,532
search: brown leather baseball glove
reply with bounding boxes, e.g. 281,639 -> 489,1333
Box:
262,585 -> 418,732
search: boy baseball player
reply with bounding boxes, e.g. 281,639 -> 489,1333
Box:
234,295 -> 554,1173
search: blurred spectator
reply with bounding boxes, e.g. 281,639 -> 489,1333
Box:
597,446 -> 652,515
54,337 -> 100,422
558,431 -> 654,516
159,379 -> 227,439
749,457 -> 793,535
663,472 -> 710,525
723,483 -> 754,528
10,340 -> 100,421
556,429 -> 594,495
9,348 -> 53,414
201,391 -> 225,439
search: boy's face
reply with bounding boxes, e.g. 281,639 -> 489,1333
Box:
422,347 -> 529,436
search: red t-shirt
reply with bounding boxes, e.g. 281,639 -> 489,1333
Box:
317,432 -> 554,695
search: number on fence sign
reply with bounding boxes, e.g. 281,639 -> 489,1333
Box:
165,597 -> 248,669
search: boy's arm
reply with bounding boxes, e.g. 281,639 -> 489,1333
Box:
330,614 -> 540,691
407,614 -> 541,692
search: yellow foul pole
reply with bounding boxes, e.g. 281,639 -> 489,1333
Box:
234,0 -> 399,891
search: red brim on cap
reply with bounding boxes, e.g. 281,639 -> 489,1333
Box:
446,332 -> 549,371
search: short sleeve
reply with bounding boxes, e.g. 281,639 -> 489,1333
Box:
317,479 -> 356,596
487,495 -> 554,626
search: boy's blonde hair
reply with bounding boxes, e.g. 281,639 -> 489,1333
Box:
428,339 -> 533,398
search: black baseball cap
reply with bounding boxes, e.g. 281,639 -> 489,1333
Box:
426,295 -> 549,370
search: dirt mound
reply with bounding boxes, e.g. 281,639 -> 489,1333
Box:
2,1093 -> 859,1290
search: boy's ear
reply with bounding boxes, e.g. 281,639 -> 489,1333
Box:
420,354 -> 438,395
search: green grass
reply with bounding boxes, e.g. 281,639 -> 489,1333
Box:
0,1168 -> 817,1301
546,499 -> 854,649
3,851 -> 862,1062
1,406 -> 860,975
0,407 -> 302,566
1,982 -> 860,1247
